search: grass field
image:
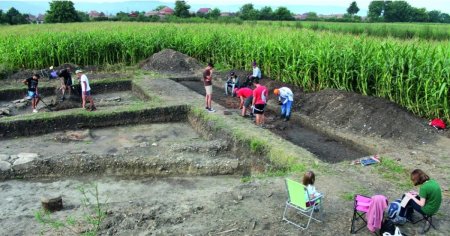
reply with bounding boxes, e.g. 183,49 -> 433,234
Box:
0,22 -> 449,122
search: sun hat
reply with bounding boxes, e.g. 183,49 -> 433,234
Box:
75,69 -> 83,74
273,88 -> 280,95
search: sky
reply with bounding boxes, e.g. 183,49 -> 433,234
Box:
8,0 -> 448,11
2,0 -> 449,15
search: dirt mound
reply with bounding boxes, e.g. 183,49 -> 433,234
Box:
139,49 -> 202,75
299,89 -> 435,142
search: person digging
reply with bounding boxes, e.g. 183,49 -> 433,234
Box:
75,69 -> 96,111
22,73 -> 41,113
273,87 -> 294,121
57,67 -> 73,101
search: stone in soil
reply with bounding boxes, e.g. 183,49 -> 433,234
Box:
12,153 -> 38,167
0,161 -> 11,171
0,154 -> 9,161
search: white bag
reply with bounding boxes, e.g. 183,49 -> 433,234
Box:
382,226 -> 402,236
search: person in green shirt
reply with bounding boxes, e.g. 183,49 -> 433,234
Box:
404,169 -> 442,217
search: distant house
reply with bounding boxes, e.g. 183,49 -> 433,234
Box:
220,12 -> 232,17
319,14 -> 344,19
197,8 -> 211,15
26,14 -> 37,23
89,11 -> 101,18
129,12 -> 139,18
36,14 -> 45,24
159,7 -> 174,15
294,13 -> 308,20
145,11 -> 159,17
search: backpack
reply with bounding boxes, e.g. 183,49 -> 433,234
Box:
380,219 -> 396,235
429,118 -> 446,129
387,199 -> 402,219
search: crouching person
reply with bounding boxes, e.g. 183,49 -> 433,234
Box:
274,87 -> 293,121
76,70 -> 96,111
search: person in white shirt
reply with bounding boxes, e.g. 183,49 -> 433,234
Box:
76,69 -> 96,111
273,87 -> 294,121
243,61 -> 262,87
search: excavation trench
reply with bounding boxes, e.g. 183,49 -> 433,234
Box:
178,80 -> 369,164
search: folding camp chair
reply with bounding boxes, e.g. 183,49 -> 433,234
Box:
350,194 -> 372,234
411,213 -> 436,234
351,194 -> 388,235
282,178 -> 323,230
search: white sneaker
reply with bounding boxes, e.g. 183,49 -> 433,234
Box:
208,108 -> 216,112
33,109 -> 38,113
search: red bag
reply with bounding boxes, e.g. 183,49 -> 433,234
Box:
429,118 -> 446,129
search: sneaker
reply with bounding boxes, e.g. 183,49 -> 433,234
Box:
60,96 -> 65,102
208,108 -> 216,112
392,216 -> 407,225
33,109 -> 38,113
90,106 -> 97,112
205,107 -> 209,110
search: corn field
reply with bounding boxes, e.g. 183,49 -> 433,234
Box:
0,22 -> 449,121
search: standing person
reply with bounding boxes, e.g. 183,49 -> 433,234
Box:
274,87 -> 294,121
76,70 -> 96,111
251,79 -> 268,126
57,67 -> 72,101
22,74 -> 41,113
203,62 -> 215,112
235,87 -> 253,117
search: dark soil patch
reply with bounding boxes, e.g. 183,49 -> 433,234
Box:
178,80 -> 367,163
139,49 -> 202,75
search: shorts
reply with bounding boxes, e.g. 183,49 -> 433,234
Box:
83,90 -> 91,96
27,91 -> 38,99
253,104 -> 265,114
205,85 -> 212,95
244,96 -> 253,107
63,77 -> 72,86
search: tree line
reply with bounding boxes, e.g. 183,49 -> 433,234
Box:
1,0 -> 449,25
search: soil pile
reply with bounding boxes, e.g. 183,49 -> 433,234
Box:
139,49 -> 203,75
299,89 -> 435,142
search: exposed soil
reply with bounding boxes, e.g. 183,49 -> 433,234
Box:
1,50 -> 450,236
179,80 -> 368,163
139,49 -> 203,76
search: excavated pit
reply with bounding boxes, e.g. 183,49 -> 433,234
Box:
178,80 -> 369,163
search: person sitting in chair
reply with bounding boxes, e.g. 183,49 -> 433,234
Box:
224,71 -> 240,96
395,169 -> 442,224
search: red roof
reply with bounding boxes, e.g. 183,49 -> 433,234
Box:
159,7 -> 174,15
197,8 -> 211,14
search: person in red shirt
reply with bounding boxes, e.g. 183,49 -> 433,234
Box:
235,87 -> 253,117
251,79 -> 268,125
203,63 -> 215,112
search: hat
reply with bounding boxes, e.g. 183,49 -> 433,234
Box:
273,88 -> 280,95
49,66 -> 54,70
75,69 -> 83,74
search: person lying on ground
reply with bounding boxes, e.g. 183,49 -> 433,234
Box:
235,87 -> 253,117
224,71 -> 240,96
76,69 -> 96,111
22,74 -> 41,113
251,79 -> 268,126
57,67 -> 72,101
274,87 -> 294,121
